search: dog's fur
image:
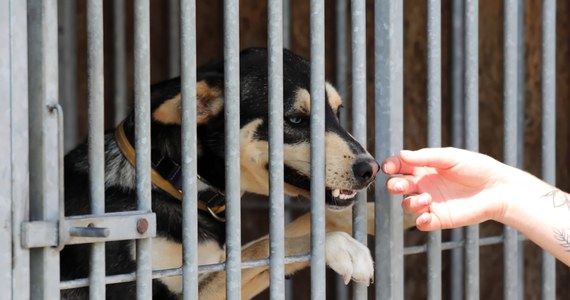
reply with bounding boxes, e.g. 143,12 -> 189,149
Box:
61,48 -> 405,299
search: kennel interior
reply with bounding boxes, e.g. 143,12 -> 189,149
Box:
1,0 -> 570,299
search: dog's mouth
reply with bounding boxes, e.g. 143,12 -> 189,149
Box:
284,165 -> 360,210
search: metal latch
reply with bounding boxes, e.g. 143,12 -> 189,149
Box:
21,211 -> 156,249
21,105 -> 156,250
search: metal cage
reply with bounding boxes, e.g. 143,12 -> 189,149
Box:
0,0 -> 564,299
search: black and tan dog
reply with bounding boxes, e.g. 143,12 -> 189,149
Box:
61,48 -> 388,299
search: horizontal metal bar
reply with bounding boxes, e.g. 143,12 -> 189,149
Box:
403,233 -> 528,255
21,211 -> 156,248
60,254 -> 312,290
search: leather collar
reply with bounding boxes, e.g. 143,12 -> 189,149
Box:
115,121 -> 226,222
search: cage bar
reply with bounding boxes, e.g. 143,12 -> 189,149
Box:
169,0 -> 181,78
223,0 -> 242,298
503,1 -> 521,299
309,0 -> 327,299
0,2 -> 14,297
133,0 -> 153,298
6,0 -> 31,298
282,1 -> 293,298
334,2 -> 349,297
180,0 -> 199,298
426,1 -> 442,299
464,1 -> 480,300
28,0 -> 61,298
515,3 -> 526,298
374,1 -> 404,299
85,0 -> 106,298
541,0 -> 557,299
283,0 -> 291,49
351,0 -> 368,298
450,0 -> 465,298
0,0 -> 11,294
58,0 -> 78,151
268,0 -> 286,298
335,0 -> 348,127
113,0 -> 128,124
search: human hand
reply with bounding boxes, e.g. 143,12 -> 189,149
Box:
382,147 -> 519,231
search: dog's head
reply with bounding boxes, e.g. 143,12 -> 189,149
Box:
151,48 -> 379,209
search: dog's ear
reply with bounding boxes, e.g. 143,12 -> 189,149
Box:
152,80 -> 223,125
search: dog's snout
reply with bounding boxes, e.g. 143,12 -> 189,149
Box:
352,159 -> 380,183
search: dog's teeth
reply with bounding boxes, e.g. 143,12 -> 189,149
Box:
332,189 -> 340,197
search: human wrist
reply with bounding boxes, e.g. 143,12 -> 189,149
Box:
494,167 -> 554,226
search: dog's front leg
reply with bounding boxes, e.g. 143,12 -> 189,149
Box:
280,202 -> 417,239
198,221 -> 375,299
198,234 -> 311,300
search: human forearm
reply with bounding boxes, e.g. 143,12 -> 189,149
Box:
497,170 -> 570,266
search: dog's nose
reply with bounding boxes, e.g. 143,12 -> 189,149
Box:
352,158 -> 380,183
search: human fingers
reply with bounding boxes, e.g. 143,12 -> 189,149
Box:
386,176 -> 418,195
400,193 -> 432,214
399,147 -> 466,170
415,212 -> 443,231
381,155 -> 417,175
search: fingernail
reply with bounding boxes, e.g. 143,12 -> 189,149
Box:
381,163 -> 389,174
400,150 -> 412,156
419,213 -> 430,224
394,181 -> 405,192
418,194 -> 428,206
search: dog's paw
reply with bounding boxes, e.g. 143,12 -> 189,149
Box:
325,232 -> 374,286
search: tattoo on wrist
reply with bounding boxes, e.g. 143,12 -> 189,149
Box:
552,227 -> 570,252
542,190 -> 570,210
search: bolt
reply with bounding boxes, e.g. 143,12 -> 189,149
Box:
137,218 -> 149,234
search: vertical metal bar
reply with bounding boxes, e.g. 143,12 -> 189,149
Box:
503,2 -> 520,299
427,1 -> 442,299
268,1 -> 285,299
541,0 -> 556,299
8,0 -> 31,298
375,0 -> 404,299
336,0 -> 348,127
282,1 -> 293,298
0,1 -> 13,297
28,0 -> 61,298
180,0 -> 198,298
113,0 -> 128,124
463,1 -> 479,300
351,0 -> 367,299
451,0 -> 465,148
58,0 -> 78,151
86,0 -> 106,298
168,0 -> 181,77
224,0 -> 241,299
134,0 -> 153,298
283,0 -> 290,49
516,2 -> 526,298
450,1 -> 465,298
516,0 -> 526,170
310,0 -> 326,299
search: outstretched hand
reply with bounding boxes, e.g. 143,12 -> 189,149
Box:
381,148 -> 516,231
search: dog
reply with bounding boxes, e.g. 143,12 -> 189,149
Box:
61,48 -> 395,299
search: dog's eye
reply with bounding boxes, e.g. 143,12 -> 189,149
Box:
287,116 -> 304,125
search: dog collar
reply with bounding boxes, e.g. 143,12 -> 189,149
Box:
115,121 -> 226,222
